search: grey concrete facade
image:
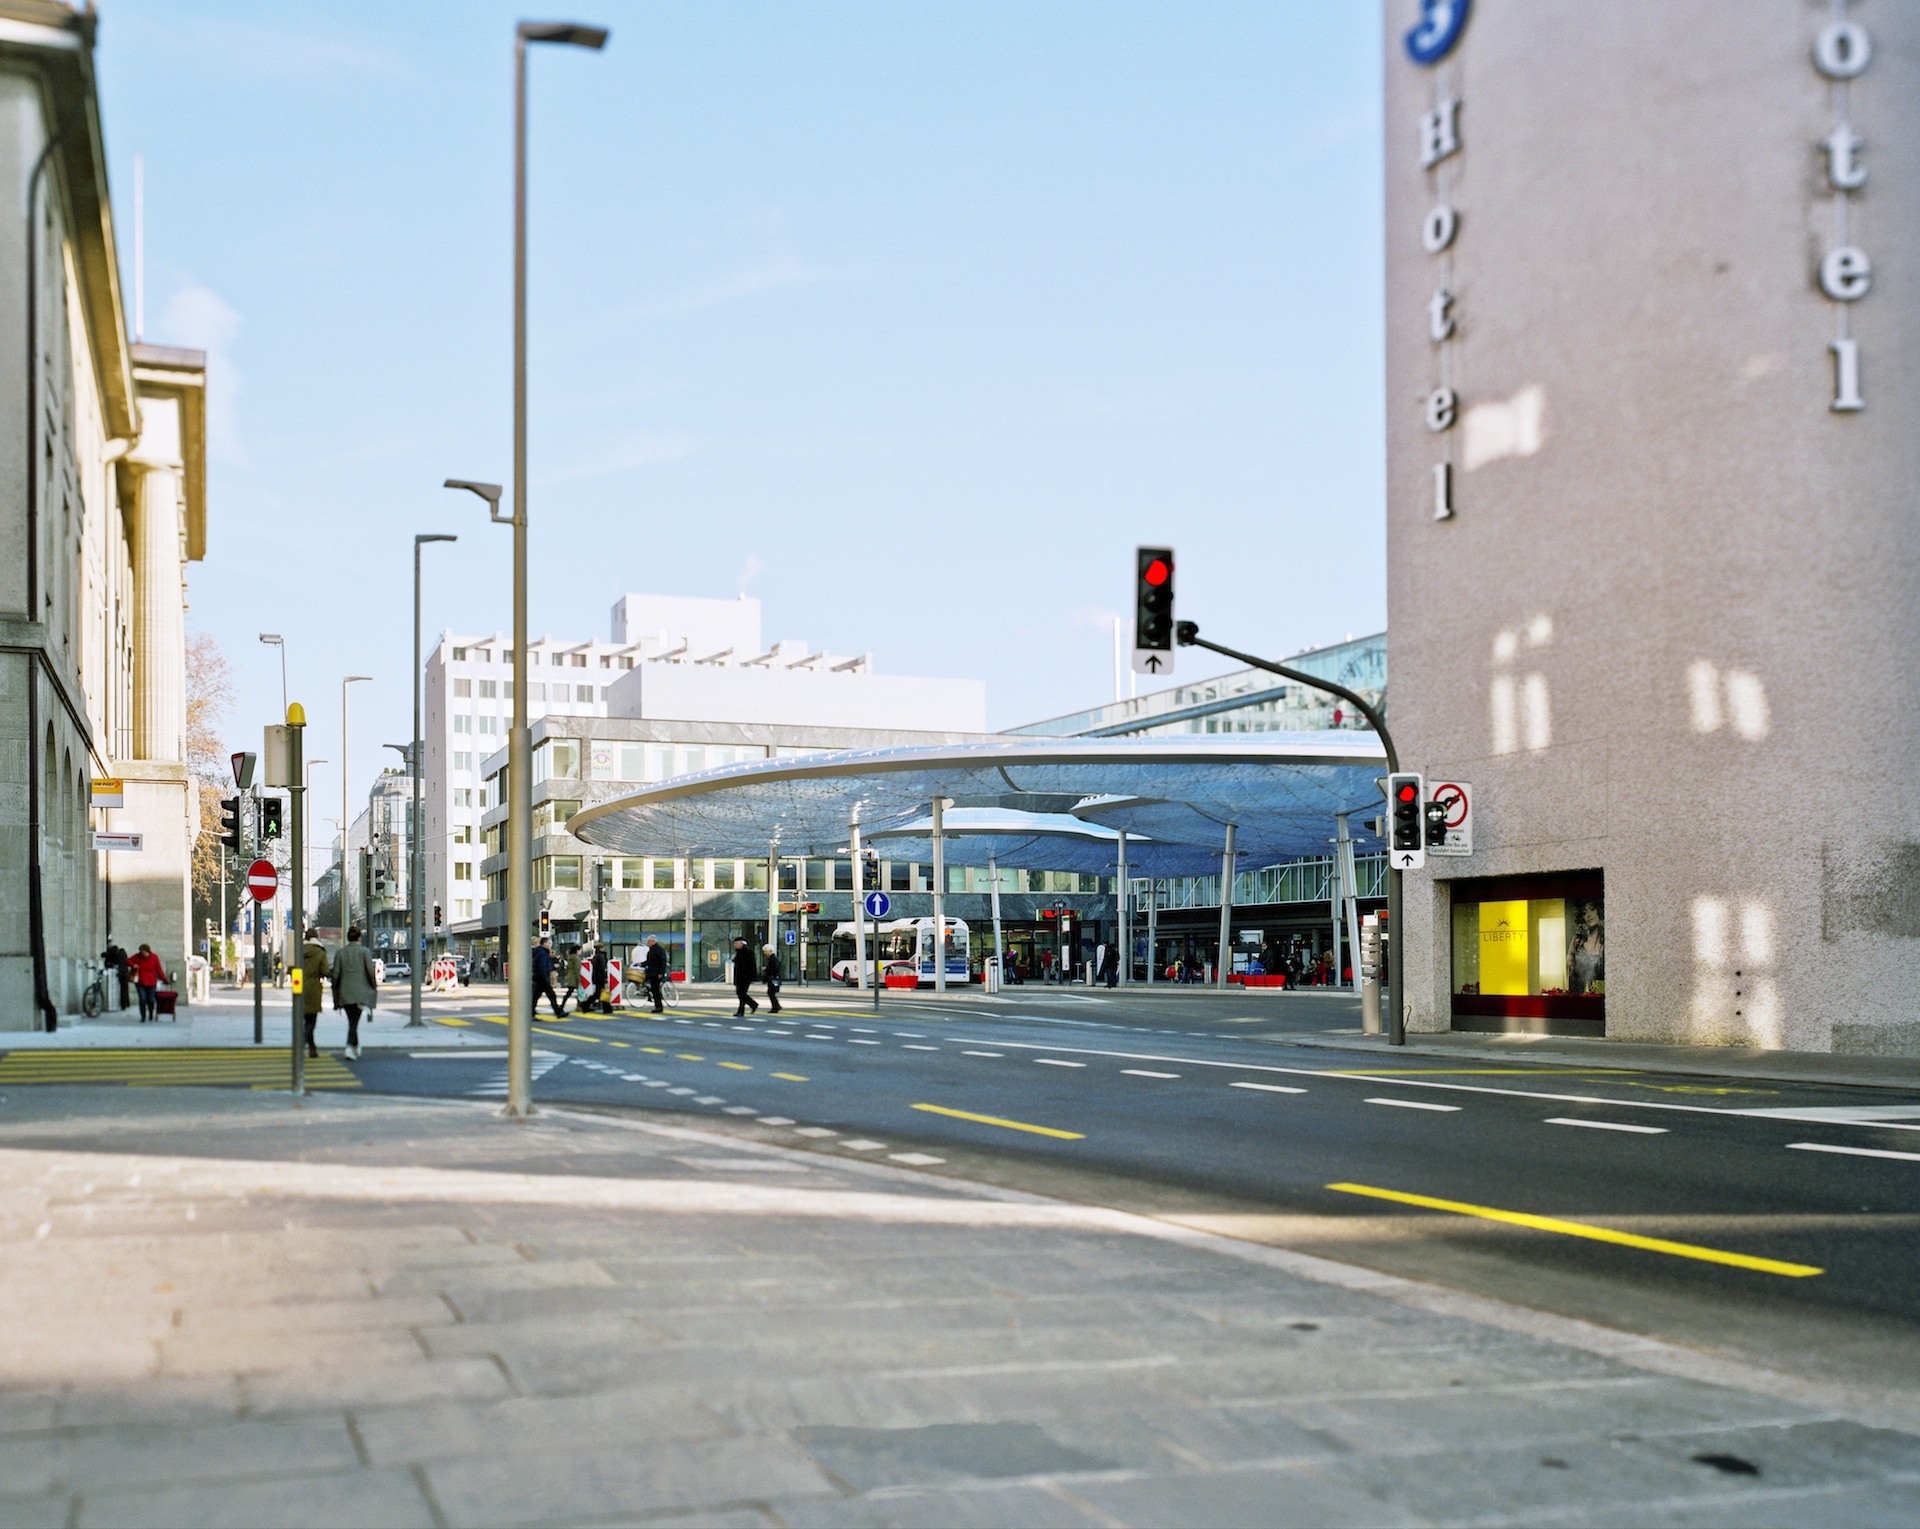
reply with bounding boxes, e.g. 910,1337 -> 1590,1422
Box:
1384,2 -> 1920,1052
0,8 -> 205,1027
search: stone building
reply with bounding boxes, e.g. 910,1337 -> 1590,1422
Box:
1384,2 -> 1917,1052
0,4 -> 206,1026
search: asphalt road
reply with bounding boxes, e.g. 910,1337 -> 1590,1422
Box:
29,983 -> 1920,1396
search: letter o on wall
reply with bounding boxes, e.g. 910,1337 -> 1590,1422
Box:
1820,246 -> 1872,301
1813,21 -> 1871,79
1422,204 -> 1458,254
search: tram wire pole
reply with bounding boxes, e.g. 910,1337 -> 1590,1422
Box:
1175,622 -> 1406,1046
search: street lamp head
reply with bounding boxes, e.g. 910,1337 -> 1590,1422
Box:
518,20 -> 609,48
444,478 -> 511,525
416,533 -> 458,547
345,675 -> 372,686
259,633 -> 282,645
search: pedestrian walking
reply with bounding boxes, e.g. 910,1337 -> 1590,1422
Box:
731,938 -> 759,1016
327,926 -> 380,1060
531,936 -> 564,1019
101,941 -> 129,1010
642,936 -> 668,1011
128,942 -> 164,1021
589,942 -> 610,1014
761,943 -> 783,1013
300,926 -> 328,1058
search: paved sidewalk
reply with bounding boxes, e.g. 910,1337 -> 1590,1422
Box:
0,1089 -> 1916,1525
7,989 -> 494,1051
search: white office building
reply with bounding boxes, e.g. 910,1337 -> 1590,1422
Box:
422,593 -> 987,955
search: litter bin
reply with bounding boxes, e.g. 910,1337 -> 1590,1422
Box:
983,957 -> 1001,994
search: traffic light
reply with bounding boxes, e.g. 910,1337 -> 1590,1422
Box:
433,902 -> 443,930
218,796 -> 244,854
1133,546 -> 1175,673
259,797 -> 283,840
1423,797 -> 1451,849
538,907 -> 552,939
1386,772 -> 1425,870
591,859 -> 609,899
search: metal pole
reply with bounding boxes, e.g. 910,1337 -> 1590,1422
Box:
1338,812 -> 1362,989
930,796 -> 946,992
684,862 -> 694,992
408,540 -> 431,1025
288,711 -> 306,1095
1215,822 -> 1236,990
1330,821 -> 1343,987
1179,625 -> 1404,1043
251,790 -> 263,1040
1146,876 -> 1156,985
505,31 -> 534,1117
767,845 -> 779,984
1116,829 -> 1128,986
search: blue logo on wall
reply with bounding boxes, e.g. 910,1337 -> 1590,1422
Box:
1405,0 -> 1471,66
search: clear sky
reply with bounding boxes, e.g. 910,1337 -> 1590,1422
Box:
100,1 -> 1385,825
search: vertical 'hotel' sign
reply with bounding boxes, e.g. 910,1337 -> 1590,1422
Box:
1406,0 -> 1470,521
1813,6 -> 1871,412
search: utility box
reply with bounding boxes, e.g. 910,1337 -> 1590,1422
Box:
1360,914 -> 1383,1036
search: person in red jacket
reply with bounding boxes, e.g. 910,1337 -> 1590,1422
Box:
129,943 -> 165,1022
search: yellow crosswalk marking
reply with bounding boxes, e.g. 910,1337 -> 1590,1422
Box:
0,1049 -> 358,1090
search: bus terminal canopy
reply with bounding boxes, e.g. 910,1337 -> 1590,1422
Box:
568,735 -> 1390,872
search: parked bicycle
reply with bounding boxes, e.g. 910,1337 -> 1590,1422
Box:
80,961 -> 110,1018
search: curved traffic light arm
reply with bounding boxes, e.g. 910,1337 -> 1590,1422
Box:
1175,622 -> 1398,773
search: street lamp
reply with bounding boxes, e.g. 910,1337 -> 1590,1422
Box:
407,533 -> 457,1027
341,676 -> 372,935
448,11 -> 608,1122
259,634 -> 287,718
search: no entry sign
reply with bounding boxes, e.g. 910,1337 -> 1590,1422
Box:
247,859 -> 279,902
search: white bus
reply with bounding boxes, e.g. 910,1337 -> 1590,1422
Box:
830,917 -> 971,986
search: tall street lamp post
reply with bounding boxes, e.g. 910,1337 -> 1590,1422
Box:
447,15 -> 607,1122
341,676 -> 372,935
259,634 -> 287,717
409,534 -> 458,1026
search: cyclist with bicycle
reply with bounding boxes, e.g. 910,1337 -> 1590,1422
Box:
641,935 -> 668,1012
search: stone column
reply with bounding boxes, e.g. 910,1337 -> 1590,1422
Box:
127,395 -> 184,765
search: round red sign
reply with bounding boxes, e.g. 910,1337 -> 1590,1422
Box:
246,859 -> 278,902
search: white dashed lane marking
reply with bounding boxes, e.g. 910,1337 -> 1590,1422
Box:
962,1051 -> 1003,1058
1035,1059 -> 1085,1069
1788,1142 -> 1920,1163
1547,1117 -> 1667,1135
903,1045 -> 940,1052
1231,1082 -> 1306,1095
1122,1069 -> 1178,1079
1366,1097 -> 1461,1113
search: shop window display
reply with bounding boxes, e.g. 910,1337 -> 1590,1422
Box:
1449,872 -> 1604,1035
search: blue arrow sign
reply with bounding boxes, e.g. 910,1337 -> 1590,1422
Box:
863,890 -> 892,919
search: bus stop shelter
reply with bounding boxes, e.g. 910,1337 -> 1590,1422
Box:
568,735 -> 1388,989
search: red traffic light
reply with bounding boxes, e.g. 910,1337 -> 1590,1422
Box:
1396,782 -> 1418,802
1142,558 -> 1170,587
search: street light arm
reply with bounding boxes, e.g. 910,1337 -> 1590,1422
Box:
444,479 -> 512,525
518,20 -> 609,48
1175,622 -> 1398,774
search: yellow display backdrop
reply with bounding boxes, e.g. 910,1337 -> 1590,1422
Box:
1478,900 -> 1530,995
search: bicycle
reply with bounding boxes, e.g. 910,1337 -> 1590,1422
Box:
80,961 -> 110,1018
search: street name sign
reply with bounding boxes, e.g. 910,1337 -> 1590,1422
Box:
862,890 -> 892,919
246,859 -> 279,902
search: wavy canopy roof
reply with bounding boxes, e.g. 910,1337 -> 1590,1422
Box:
569,735 -> 1388,871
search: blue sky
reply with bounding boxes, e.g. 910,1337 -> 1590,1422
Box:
101,1 -> 1384,816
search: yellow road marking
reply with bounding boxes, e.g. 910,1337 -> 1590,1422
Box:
772,1072 -> 808,1082
1323,1068 -> 1637,1077
641,1047 -> 665,1054
911,1103 -> 1084,1140
676,1054 -> 704,1061
607,1041 -> 630,1048
1325,1182 -> 1823,1278
717,1061 -> 752,1071
433,1017 -> 473,1027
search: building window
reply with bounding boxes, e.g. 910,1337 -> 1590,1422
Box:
453,679 -> 472,698
653,859 -> 676,890
778,861 -> 797,891
889,862 -> 911,892
530,683 -> 546,701
534,738 -> 580,780
478,716 -> 498,735
452,647 -> 467,660
455,899 -> 474,919
712,861 -> 736,890
571,653 -> 587,668
588,741 -> 618,780
534,799 -> 581,832
1449,872 -> 1605,1036
598,656 -> 611,669
552,857 -> 581,890
618,656 -> 634,669
744,860 -> 767,891
453,715 -> 472,734
479,680 -> 497,698
454,824 -> 473,844
454,862 -> 472,882
832,859 -> 853,891
475,650 -> 491,663
576,685 -> 594,702
618,858 -> 645,889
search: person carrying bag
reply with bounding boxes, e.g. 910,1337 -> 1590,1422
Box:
327,926 -> 380,1060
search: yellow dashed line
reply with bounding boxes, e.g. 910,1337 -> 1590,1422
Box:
676,1054 -> 704,1061
717,1061 -> 752,1071
772,1072 -> 808,1082
911,1103 -> 1083,1140
1325,1182 -> 1824,1278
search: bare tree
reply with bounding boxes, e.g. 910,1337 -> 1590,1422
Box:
185,633 -> 235,913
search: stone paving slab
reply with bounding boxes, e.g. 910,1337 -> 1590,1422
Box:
0,1086 -> 1912,1527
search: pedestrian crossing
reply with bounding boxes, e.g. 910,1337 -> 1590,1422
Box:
0,1048 -> 359,1089
467,1052 -> 567,1097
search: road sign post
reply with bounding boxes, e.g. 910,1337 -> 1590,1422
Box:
862,890 -> 891,920
247,851 -> 274,1045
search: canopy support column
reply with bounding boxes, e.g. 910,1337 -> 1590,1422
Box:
1337,811 -> 1361,989
850,815 -> 867,991
768,844 -> 779,982
684,862 -> 694,988
1146,877 -> 1157,985
931,796 -> 946,992
989,854 -> 1005,985
1116,830 -> 1128,987
1215,821 -> 1236,990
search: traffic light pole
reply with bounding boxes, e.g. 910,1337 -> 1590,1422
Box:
251,791 -> 263,1045
1176,624 -> 1406,1045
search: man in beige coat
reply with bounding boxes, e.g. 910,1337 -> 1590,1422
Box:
328,926 -> 380,1060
